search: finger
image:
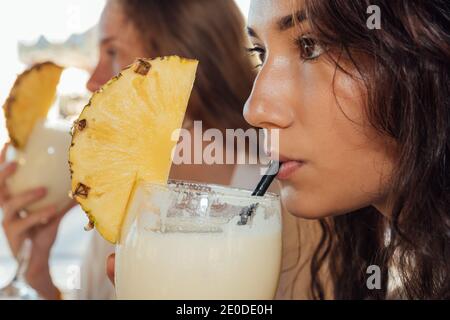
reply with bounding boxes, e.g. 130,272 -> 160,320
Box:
0,162 -> 17,187
52,208 -> 67,226
0,185 -> 10,205
0,143 -> 9,163
44,200 -> 77,227
0,162 -> 15,204
106,254 -> 115,285
2,188 -> 47,222
58,199 -> 78,217
29,213 -> 61,243
10,205 -> 58,235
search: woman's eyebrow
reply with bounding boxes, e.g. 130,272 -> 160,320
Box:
277,10 -> 307,31
100,36 -> 117,46
246,9 -> 307,39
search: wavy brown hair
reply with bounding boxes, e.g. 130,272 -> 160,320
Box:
116,0 -> 255,132
297,0 -> 450,299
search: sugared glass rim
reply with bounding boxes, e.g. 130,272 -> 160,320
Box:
137,179 -> 280,202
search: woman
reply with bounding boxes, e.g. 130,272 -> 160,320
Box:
242,0 -> 449,299
1,0 -> 267,299
105,0 -> 450,299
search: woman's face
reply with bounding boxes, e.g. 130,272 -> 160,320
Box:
245,0 -> 396,218
86,1 -> 147,92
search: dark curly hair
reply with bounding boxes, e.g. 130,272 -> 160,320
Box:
299,0 -> 450,299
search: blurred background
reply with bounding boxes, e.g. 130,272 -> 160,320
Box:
0,0 -> 251,297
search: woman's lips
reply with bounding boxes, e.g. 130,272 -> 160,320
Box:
277,161 -> 304,180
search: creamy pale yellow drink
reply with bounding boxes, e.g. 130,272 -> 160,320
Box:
115,182 -> 282,300
6,119 -> 72,211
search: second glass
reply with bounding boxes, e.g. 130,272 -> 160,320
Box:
0,118 -> 72,300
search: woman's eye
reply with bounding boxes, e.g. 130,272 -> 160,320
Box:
106,48 -> 118,58
296,36 -> 324,61
247,46 -> 266,68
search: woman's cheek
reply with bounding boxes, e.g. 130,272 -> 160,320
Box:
281,158 -> 393,219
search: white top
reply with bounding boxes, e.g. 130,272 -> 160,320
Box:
76,163 -> 268,300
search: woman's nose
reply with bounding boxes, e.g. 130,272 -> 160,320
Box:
86,65 -> 110,93
243,62 -> 294,130
86,74 -> 101,93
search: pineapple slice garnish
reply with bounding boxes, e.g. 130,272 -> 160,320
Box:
69,57 -> 198,243
3,62 -> 63,149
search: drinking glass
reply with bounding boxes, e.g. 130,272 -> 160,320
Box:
115,181 -> 282,300
0,119 -> 72,300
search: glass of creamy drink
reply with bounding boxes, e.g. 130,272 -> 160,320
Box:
6,119 -> 73,211
0,118 -> 72,300
115,181 -> 282,300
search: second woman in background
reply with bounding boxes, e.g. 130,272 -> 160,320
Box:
82,0 -> 258,299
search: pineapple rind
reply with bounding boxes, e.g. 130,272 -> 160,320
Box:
69,56 -> 198,243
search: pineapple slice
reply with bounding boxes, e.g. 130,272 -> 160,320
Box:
3,62 -> 63,149
70,57 -> 198,243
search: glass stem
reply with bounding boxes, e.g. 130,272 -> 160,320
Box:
12,238 -> 32,283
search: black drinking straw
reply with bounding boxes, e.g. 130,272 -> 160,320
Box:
252,160 -> 280,196
239,161 -> 280,225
